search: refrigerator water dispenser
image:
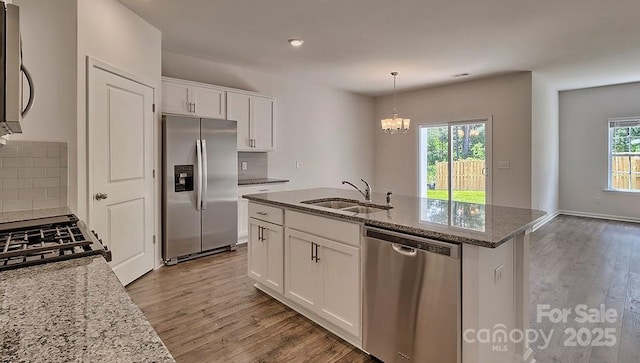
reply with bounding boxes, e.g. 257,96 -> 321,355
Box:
174,165 -> 194,192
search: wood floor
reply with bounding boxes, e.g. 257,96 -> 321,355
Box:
529,216 -> 640,363
127,247 -> 373,362
127,215 -> 640,363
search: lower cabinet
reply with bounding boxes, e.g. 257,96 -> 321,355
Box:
238,183 -> 288,243
248,218 -> 284,294
284,228 -> 360,337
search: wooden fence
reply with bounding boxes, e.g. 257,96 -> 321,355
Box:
435,160 -> 485,191
612,156 -> 640,190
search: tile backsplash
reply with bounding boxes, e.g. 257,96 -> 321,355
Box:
238,152 -> 268,180
0,141 -> 68,212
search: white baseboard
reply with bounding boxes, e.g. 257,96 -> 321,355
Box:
559,210 -> 640,224
531,211 -> 560,232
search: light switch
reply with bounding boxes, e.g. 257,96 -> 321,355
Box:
241,162 -> 248,170
296,161 -> 302,168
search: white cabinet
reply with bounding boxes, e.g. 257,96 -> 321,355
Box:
284,228 -> 360,337
162,77 -> 275,151
161,78 -> 225,119
227,91 -> 275,151
284,229 -> 321,311
238,183 -> 287,243
191,86 -> 225,119
248,218 -> 284,294
162,80 -> 191,115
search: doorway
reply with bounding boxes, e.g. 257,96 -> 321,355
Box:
419,118 -> 492,204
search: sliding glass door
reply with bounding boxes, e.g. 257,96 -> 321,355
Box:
419,119 -> 491,204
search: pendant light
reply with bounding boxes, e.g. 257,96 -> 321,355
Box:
381,72 -> 410,134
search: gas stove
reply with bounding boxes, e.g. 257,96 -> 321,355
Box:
0,214 -> 112,271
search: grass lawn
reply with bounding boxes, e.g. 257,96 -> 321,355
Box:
426,189 -> 486,204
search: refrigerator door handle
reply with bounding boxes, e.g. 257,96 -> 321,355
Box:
196,139 -> 203,211
201,139 -> 208,210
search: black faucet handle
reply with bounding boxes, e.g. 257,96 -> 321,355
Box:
386,191 -> 393,205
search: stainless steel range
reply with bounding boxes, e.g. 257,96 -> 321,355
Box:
0,214 -> 112,271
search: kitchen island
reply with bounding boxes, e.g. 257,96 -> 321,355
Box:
0,255 -> 174,362
243,188 -> 545,363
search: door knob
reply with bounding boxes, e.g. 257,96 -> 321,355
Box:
95,192 -> 108,201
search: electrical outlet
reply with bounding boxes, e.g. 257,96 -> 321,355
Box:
494,264 -> 504,284
241,162 -> 248,170
296,161 -> 302,168
498,161 -> 510,170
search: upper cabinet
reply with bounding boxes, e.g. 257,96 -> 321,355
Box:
161,78 -> 225,119
227,92 -> 275,152
162,77 -> 275,152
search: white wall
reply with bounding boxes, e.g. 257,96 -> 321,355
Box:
559,82 -> 640,221
531,73 -> 559,217
10,0 -> 76,206
373,72 -> 533,209
162,51 -> 375,190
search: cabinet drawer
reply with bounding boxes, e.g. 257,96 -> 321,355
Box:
239,183 -> 286,196
249,202 -> 284,225
286,210 -> 360,247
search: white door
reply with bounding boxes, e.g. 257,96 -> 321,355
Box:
227,92 -> 251,150
319,238 -> 360,336
89,63 -> 155,286
192,86 -> 225,119
263,222 -> 284,294
248,219 -> 266,281
252,96 -> 275,150
284,229 -> 320,310
161,80 -> 191,115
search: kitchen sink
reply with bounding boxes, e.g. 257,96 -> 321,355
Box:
305,199 -> 360,209
341,205 -> 387,214
301,198 -> 391,214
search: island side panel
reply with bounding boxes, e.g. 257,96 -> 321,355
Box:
514,230 -> 535,362
462,237 -> 516,363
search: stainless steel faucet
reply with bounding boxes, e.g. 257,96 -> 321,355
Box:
342,179 -> 373,203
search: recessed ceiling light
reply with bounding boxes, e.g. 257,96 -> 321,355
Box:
288,39 -> 304,47
452,72 -> 472,78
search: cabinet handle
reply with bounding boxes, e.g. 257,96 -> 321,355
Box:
256,211 -> 268,216
311,242 -> 314,261
314,243 -> 320,263
258,226 -> 263,242
193,102 -> 196,114
262,227 -> 267,242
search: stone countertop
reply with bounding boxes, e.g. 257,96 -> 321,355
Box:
238,178 -> 290,186
0,256 -> 175,363
0,207 -> 73,223
243,188 -> 546,248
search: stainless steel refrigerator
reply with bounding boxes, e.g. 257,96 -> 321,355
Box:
162,115 -> 238,265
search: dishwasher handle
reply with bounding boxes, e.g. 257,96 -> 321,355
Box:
392,243 -> 417,257
365,226 -> 460,259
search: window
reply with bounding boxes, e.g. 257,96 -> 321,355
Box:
608,118 -> 640,191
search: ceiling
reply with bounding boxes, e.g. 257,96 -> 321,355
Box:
118,0 -> 640,96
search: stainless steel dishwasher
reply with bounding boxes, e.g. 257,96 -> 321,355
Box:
363,226 -> 461,363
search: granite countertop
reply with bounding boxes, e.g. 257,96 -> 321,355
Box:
0,207 -> 73,223
0,256 -> 175,363
238,178 -> 290,186
243,188 -> 546,248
